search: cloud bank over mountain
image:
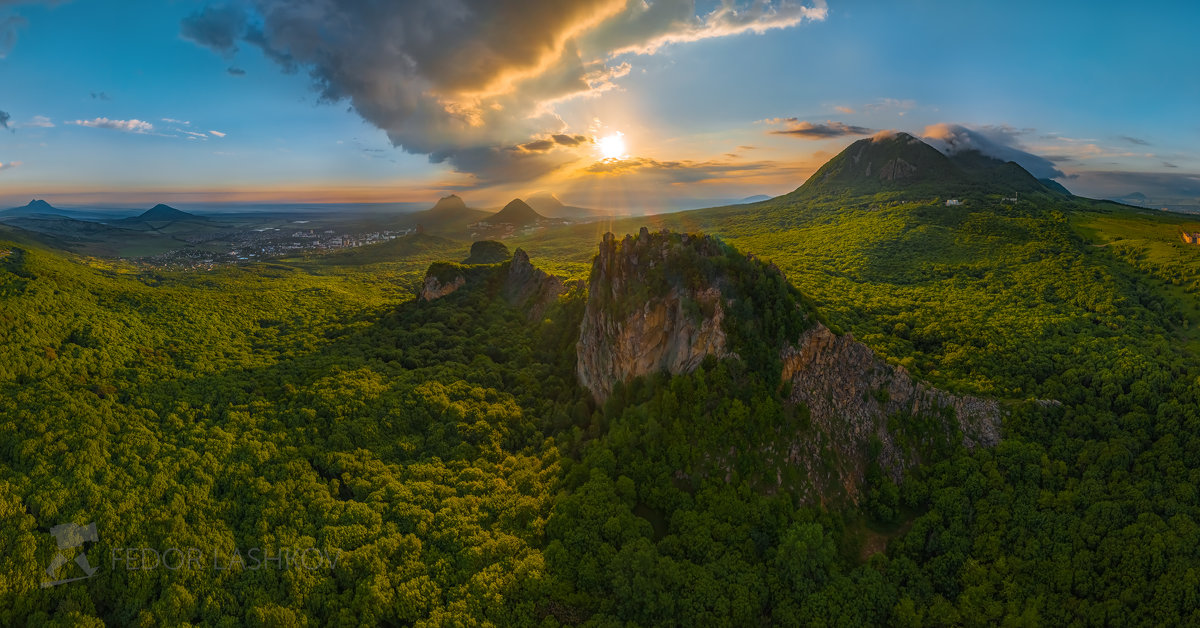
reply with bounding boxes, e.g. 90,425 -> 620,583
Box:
922,123 -> 1066,180
180,0 -> 827,184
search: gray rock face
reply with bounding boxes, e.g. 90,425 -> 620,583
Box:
879,157 -> 917,181
780,323 -> 1001,489
420,273 -> 465,301
574,228 -> 1004,501
504,248 -> 570,320
577,230 -> 730,402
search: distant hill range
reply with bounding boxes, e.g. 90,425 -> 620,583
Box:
738,195 -> 773,204
525,192 -> 607,220
787,132 -> 1071,201
0,199 -> 191,256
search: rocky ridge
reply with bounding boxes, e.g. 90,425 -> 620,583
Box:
420,248 -> 573,320
575,228 -> 1002,500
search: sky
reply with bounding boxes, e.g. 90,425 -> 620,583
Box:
0,0 -> 1198,211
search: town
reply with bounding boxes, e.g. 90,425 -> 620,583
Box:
132,226 -> 412,269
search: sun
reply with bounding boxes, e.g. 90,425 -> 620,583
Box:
597,132 -> 627,159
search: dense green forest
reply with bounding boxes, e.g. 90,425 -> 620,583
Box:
3,188 -> 1200,625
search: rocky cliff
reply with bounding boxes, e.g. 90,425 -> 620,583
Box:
577,228 -> 734,401
779,323 -> 1000,494
420,248 -> 572,320
421,273 -> 466,301
576,228 -> 1002,501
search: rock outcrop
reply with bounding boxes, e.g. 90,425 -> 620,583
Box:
420,273 -> 466,301
503,249 -> 569,320
780,323 -> 1000,485
463,240 -> 511,264
575,228 -> 1003,501
577,229 -> 732,402
420,248 -> 572,320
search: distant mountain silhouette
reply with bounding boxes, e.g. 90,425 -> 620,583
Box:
2,199 -> 62,216
738,195 -> 772,204
486,199 -> 546,227
1111,191 -> 1152,206
525,191 -> 606,219
400,194 -> 490,233
430,194 -> 469,213
133,204 -> 206,222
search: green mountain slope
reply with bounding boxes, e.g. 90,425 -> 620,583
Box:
786,132 -> 1062,202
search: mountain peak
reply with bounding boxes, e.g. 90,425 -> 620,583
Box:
526,191 -> 563,208
488,198 -> 545,226
524,191 -> 606,219
138,204 -> 197,221
1,199 -> 59,215
790,132 -> 1057,200
430,194 -> 468,212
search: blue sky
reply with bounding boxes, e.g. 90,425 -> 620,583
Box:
0,0 -> 1197,209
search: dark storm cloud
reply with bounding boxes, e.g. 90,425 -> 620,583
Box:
766,119 -> 876,139
226,66 -> 246,76
518,134 -> 591,152
1118,135 -> 1150,146
923,123 -> 1066,180
551,134 -> 589,147
179,0 -> 826,184
0,109 -> 10,131
180,4 -> 248,56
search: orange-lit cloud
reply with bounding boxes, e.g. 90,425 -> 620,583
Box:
180,0 -> 827,185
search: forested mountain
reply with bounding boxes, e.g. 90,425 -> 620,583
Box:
3,138 -> 1200,624
788,132 -> 1064,201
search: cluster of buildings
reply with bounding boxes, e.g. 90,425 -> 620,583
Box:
133,228 -> 412,269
